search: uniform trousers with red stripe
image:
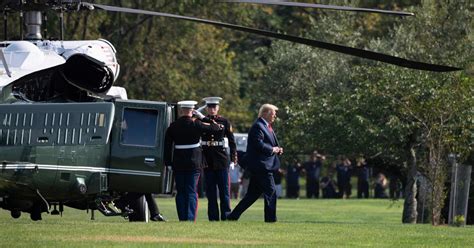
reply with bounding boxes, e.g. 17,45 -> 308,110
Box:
204,168 -> 231,221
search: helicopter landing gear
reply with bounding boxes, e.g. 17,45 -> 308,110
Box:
30,209 -> 42,221
50,203 -> 63,216
10,210 -> 21,219
127,194 -> 148,222
30,202 -> 43,221
94,196 -> 133,217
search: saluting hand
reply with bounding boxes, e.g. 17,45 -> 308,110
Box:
192,110 -> 205,119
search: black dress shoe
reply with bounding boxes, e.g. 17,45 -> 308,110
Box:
151,213 -> 167,222
225,212 -> 237,221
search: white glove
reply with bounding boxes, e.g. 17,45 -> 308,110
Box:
193,110 -> 205,119
229,162 -> 235,170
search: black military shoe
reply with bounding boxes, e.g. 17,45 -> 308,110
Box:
151,213 -> 167,222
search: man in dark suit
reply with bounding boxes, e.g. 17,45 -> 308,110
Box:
227,103 -> 283,222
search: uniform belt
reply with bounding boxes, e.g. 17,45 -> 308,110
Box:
174,143 -> 200,149
201,141 -> 225,147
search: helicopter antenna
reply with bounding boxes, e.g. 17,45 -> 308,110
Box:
59,8 -> 64,40
43,12 -> 48,39
19,0 -> 23,40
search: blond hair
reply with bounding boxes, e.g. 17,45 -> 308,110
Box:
258,103 -> 279,117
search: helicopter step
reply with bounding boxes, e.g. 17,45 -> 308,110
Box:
94,193 -> 149,222
95,199 -> 131,217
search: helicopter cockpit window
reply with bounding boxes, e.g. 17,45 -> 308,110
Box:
121,108 -> 158,147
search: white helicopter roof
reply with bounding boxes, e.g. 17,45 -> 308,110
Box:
106,86 -> 128,100
0,41 -> 65,87
0,39 -> 120,95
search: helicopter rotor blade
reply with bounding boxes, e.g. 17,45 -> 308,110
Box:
89,3 -> 461,72
221,0 -> 415,16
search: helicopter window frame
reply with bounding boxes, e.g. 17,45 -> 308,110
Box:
120,107 -> 159,148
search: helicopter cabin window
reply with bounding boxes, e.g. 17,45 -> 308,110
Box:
121,108 -> 158,147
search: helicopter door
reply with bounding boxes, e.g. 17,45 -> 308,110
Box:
108,100 -> 168,193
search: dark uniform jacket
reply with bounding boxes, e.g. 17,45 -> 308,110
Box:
164,116 -> 221,171
201,115 -> 237,170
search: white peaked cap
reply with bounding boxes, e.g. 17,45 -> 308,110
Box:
177,100 -> 197,109
203,96 -> 223,105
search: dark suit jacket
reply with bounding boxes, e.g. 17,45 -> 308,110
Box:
241,117 -> 280,173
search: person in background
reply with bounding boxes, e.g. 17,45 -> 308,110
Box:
274,168 -> 284,199
303,151 -> 324,199
356,156 -> 370,198
200,97 -> 237,221
320,172 -> 338,199
164,100 -> 222,221
229,163 -> 241,199
236,149 -> 249,198
286,159 -> 302,199
374,173 -> 388,198
336,156 -> 353,199
239,169 -> 251,199
389,172 -> 403,199
227,104 -> 283,222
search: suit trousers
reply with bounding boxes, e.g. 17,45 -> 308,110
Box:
205,168 -> 231,221
174,169 -> 201,221
357,180 -> 369,198
145,193 -> 160,216
227,171 -> 277,222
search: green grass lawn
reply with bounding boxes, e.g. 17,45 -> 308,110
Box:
0,198 -> 472,247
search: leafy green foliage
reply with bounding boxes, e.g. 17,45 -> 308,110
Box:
253,1 -> 472,225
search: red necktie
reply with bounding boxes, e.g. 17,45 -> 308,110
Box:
268,124 -> 273,132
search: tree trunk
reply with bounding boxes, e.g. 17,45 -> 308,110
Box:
427,139 -> 447,226
402,146 -> 418,223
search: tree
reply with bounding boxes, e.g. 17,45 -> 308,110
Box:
254,1 -> 472,225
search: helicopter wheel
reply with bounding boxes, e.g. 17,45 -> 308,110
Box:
10,210 -> 21,219
30,212 -> 42,221
127,194 -> 148,222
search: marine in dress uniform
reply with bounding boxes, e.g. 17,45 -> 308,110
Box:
164,100 -> 222,221
200,97 -> 237,221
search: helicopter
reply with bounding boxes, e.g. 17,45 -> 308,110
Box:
0,0 -> 462,222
